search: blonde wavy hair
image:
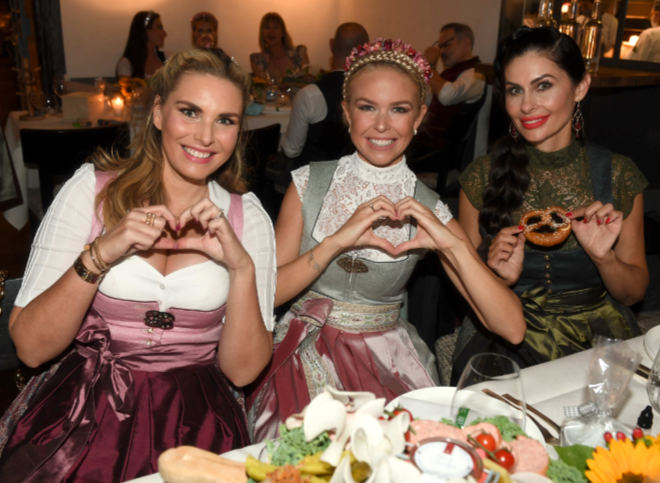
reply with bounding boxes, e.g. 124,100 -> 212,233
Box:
94,48 -> 251,229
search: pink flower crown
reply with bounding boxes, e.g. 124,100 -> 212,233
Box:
344,38 -> 433,84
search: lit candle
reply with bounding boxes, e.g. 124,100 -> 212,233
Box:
111,96 -> 124,117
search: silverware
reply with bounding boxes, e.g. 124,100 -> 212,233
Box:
481,388 -> 560,445
636,363 -> 651,380
502,392 -> 561,434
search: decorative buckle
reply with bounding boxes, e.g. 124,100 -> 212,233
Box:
336,256 -> 368,273
144,310 -> 175,330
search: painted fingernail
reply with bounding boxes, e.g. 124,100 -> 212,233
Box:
565,212 -> 573,218
605,217 -> 611,224
597,219 -> 602,225
517,225 -> 524,231
175,223 -> 181,231
583,217 -> 588,223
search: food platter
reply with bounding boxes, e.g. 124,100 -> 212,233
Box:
386,386 -> 546,446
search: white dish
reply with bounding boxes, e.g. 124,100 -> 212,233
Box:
386,386 -> 546,447
644,325 -> 660,360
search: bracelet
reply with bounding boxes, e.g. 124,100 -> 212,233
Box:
308,249 -> 323,274
73,254 -> 103,284
90,237 -> 109,272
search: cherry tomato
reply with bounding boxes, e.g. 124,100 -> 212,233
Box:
616,431 -> 627,442
493,449 -> 515,471
392,408 -> 413,420
474,433 -> 496,452
603,431 -> 613,443
632,427 -> 644,440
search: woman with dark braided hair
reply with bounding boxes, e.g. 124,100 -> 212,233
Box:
453,27 -> 648,379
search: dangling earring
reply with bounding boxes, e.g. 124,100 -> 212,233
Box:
414,128 -> 418,136
347,125 -> 351,133
508,122 -> 519,141
572,101 -> 584,139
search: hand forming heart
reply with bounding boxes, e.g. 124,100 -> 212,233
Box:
333,195 -> 460,258
98,198 -> 251,273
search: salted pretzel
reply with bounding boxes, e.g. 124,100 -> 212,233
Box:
520,206 -> 572,247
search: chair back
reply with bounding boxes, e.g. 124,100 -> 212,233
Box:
20,123 -> 130,212
243,123 -> 281,195
0,271 -> 21,371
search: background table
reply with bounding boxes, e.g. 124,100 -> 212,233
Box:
3,108 -> 291,230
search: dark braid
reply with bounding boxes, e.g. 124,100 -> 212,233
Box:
480,136 -> 530,237
479,27 -> 586,238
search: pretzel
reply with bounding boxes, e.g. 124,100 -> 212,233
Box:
520,206 -> 571,247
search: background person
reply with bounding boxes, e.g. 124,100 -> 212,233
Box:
247,38 -> 525,442
409,23 -> 486,194
116,10 -> 167,79
249,12 -> 309,82
280,22 -> 368,164
191,11 -> 218,50
627,3 -> 660,62
454,27 -> 648,380
0,50 -> 275,481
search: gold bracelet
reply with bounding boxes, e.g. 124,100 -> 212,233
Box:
91,237 -> 109,272
73,254 -> 103,284
308,249 -> 323,274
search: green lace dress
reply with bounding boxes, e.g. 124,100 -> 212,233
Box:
454,141 -> 647,372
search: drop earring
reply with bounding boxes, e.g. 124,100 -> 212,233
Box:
508,122 -> 519,141
572,101 -> 584,139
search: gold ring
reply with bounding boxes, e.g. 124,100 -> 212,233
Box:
145,212 -> 156,226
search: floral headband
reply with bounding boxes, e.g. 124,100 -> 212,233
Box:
343,38 -> 432,100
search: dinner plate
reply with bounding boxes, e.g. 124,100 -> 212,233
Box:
385,386 -> 546,446
644,324 -> 660,360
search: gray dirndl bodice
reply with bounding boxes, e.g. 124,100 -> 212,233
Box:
300,160 -> 440,306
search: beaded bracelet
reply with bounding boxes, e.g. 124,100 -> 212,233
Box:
73,254 -> 103,284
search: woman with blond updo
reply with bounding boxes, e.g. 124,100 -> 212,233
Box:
247,38 -> 524,441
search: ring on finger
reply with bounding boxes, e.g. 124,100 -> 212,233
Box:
370,204 -> 376,212
144,212 -> 156,226
215,208 -> 225,219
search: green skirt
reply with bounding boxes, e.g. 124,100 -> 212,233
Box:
452,285 -> 639,381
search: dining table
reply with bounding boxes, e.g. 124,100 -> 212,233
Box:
2,104 -> 291,231
125,330 -> 659,482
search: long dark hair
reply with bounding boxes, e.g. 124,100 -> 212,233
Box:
480,27 -> 587,237
119,10 -> 160,79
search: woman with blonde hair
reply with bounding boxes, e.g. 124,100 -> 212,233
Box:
248,38 -> 524,441
0,49 -> 275,481
250,12 -> 309,81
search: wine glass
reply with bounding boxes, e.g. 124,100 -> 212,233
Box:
647,348 -> 660,414
450,353 -> 527,431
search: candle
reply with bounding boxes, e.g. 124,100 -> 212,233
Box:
111,96 -> 124,117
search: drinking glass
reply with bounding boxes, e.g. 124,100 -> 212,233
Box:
647,349 -> 660,413
450,353 -> 527,431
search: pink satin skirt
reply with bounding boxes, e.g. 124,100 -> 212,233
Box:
247,292 -> 435,442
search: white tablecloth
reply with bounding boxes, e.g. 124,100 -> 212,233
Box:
124,333 -> 659,482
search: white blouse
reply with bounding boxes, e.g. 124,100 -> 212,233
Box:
16,164 -> 276,331
292,153 -> 453,262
